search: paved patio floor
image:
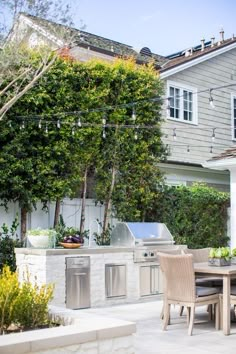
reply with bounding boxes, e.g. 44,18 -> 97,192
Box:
77,299 -> 236,354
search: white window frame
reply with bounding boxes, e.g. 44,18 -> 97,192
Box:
167,80 -> 198,125
231,94 -> 236,141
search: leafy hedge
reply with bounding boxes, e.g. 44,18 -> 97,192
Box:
147,184 -> 230,248
0,217 -> 23,272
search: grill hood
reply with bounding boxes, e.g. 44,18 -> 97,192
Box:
110,222 -> 174,247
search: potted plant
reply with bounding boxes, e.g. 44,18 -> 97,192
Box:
26,228 -> 57,248
208,247 -> 231,266
231,248 -> 236,264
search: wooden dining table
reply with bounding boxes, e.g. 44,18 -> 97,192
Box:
194,262 -> 236,335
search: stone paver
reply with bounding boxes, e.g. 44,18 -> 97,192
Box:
67,300 -> 236,354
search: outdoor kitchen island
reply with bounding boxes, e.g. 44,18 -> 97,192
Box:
15,223 -> 186,309
15,246 -> 160,308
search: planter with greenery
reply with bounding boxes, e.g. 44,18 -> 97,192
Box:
208,247 -> 231,266
26,228 -> 57,248
231,248 -> 236,264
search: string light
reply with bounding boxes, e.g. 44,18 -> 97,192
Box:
132,105 -> 136,122
77,117 -> 82,127
210,146 -> 213,153
20,120 -> 25,130
173,128 -> 177,140
134,131 -> 138,140
71,125 -> 75,136
211,128 -> 216,141
38,119 -> 42,129
57,119 -> 61,129
209,89 -> 215,108
13,82 -> 236,122
187,145 -> 190,153
102,115 -> 106,126
45,123 -> 48,134
166,97 -> 171,111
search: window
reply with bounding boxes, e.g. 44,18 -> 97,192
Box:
232,95 -> 236,140
167,81 -> 197,124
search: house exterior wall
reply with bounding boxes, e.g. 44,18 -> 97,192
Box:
161,48 -> 236,166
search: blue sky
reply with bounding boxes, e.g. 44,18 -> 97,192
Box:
70,0 -> 236,56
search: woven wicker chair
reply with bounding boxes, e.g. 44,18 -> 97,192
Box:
183,248 -> 223,286
158,252 -> 220,335
219,285 -> 236,328
183,248 -> 210,263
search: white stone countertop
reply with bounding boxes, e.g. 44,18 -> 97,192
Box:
15,246 -> 134,255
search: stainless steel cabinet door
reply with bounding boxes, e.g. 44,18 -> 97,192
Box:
66,268 -> 90,309
105,264 -> 126,298
140,265 -> 160,296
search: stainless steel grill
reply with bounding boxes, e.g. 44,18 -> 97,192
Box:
110,222 -> 185,262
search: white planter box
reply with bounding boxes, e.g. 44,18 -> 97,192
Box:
208,258 -> 231,266
27,235 -> 55,248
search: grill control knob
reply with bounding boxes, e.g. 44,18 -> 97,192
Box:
150,252 -> 154,257
143,252 -> 148,257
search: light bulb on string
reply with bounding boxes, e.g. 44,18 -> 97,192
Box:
210,145 -> 213,153
102,128 -> 106,139
166,97 -> 171,111
132,105 -> 136,122
134,131 -> 138,140
38,120 -> 42,129
72,126 -> 75,136
187,145 -> 190,153
209,89 -> 215,108
45,123 -> 48,135
77,117 -> 82,127
57,120 -> 61,129
173,128 -> 177,140
211,128 -> 216,141
20,120 -> 25,130
102,115 -> 106,126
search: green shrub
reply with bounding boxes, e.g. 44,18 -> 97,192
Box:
14,276 -> 54,329
0,266 -> 54,334
0,266 -> 19,334
147,183 -> 230,248
0,217 -> 23,272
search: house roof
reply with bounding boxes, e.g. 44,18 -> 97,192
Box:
161,37 -> 236,73
18,13 -> 167,67
12,14 -> 236,78
202,146 -> 236,171
209,146 -> 236,161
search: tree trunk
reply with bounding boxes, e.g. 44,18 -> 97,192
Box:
80,166 -> 88,235
54,198 -> 61,228
103,165 -> 116,234
20,207 -> 27,242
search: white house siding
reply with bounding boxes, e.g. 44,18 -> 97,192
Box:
158,162 -> 230,192
161,48 -> 236,166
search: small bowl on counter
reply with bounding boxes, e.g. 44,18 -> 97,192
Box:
59,242 -> 82,249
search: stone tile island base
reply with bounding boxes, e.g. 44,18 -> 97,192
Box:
15,247 -> 163,308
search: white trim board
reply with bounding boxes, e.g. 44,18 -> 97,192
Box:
160,42 -> 236,79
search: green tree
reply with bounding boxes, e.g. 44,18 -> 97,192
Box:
0,57 -> 165,240
93,59 -> 166,237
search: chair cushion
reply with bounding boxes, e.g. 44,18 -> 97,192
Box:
196,277 -> 222,287
231,285 -> 236,295
196,286 -> 220,297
